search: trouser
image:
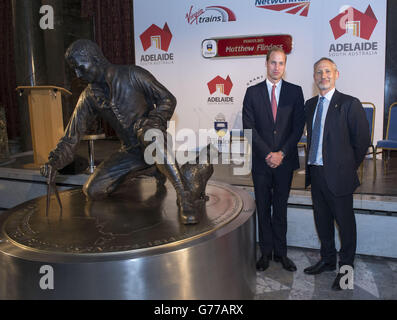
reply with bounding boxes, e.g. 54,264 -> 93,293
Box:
83,147 -> 153,199
84,128 -> 187,200
252,166 -> 293,258
309,165 -> 356,267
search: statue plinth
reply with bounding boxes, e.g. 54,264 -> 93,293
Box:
0,179 -> 256,299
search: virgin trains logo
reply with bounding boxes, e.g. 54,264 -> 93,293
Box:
186,5 -> 236,25
329,5 -> 378,40
255,0 -> 310,17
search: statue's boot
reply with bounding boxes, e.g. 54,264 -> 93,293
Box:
156,163 -> 199,225
177,191 -> 200,225
143,130 -> 200,224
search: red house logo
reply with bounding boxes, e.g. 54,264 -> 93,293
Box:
207,76 -> 233,96
139,23 -> 173,52
329,5 -> 378,40
255,0 -> 310,17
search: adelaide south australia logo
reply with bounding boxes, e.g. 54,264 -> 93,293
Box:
207,75 -> 234,104
139,23 -> 174,64
329,5 -> 378,57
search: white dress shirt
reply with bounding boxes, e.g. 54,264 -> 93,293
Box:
266,79 -> 282,105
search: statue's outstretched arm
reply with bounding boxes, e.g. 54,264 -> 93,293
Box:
47,88 -> 96,171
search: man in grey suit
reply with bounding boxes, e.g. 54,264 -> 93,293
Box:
303,57 -> 370,290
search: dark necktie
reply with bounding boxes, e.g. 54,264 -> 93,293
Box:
308,97 -> 325,164
271,84 -> 277,121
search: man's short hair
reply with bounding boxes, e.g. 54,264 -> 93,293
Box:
266,47 -> 287,63
313,57 -> 337,71
65,39 -> 108,66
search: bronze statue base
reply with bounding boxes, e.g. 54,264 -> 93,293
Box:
0,178 -> 256,299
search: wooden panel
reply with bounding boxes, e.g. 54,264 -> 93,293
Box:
28,89 -> 64,165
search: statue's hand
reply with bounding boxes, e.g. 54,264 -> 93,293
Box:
40,163 -> 57,183
133,118 -> 147,134
134,117 -> 166,137
144,117 -> 166,132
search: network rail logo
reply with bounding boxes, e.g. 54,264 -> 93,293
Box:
139,23 -> 174,65
186,5 -> 236,25
255,0 -> 311,17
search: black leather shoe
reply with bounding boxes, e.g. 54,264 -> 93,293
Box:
304,260 -> 336,275
274,255 -> 297,272
256,255 -> 271,271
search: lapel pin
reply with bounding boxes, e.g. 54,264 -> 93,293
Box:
335,104 -> 338,108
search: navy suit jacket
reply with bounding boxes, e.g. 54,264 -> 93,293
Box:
243,79 -> 305,173
304,90 -> 370,196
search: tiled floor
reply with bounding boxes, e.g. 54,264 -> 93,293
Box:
255,246 -> 397,300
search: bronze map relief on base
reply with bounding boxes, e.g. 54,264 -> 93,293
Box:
4,180 -> 242,254
0,180 -> 256,299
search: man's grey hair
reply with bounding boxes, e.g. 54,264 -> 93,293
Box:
313,57 -> 338,71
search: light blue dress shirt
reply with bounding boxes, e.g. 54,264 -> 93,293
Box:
309,88 -> 335,165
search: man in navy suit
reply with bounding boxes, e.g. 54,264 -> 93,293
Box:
303,57 -> 370,290
243,48 -> 305,272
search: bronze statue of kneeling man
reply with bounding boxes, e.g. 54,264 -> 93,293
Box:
40,39 -> 213,224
